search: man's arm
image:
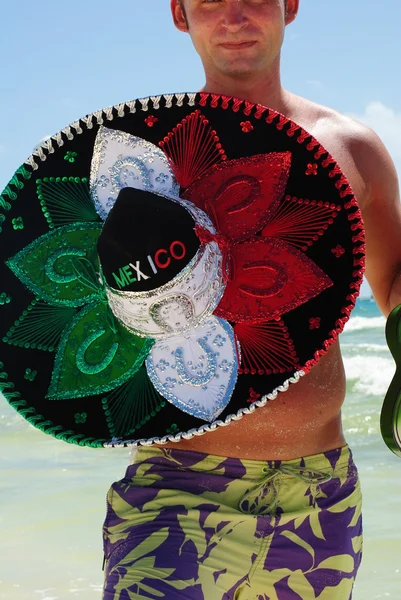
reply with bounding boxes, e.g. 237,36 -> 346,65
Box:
353,127 -> 401,316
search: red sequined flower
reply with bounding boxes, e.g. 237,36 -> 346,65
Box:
240,120 -> 254,133
158,110 -> 342,376
247,388 -> 261,403
309,317 -> 321,330
332,244 -> 345,258
306,162 -> 318,176
145,115 -> 159,128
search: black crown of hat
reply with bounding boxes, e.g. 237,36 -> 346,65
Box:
98,188 -> 200,293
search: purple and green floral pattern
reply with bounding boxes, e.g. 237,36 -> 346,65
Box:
103,445 -> 362,599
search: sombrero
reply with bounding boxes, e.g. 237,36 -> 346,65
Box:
0,92 -> 365,448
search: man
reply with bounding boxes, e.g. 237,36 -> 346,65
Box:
103,1 -> 400,598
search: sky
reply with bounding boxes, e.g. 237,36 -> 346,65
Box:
1,0 -> 400,295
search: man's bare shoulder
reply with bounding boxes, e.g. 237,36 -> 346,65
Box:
287,93 -> 398,206
288,93 -> 374,147
286,94 -> 401,315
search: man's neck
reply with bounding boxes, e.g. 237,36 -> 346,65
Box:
200,70 -> 291,115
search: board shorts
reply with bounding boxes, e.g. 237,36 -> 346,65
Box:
103,445 -> 362,600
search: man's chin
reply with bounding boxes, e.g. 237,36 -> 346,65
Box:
212,53 -> 266,78
215,64 -> 262,79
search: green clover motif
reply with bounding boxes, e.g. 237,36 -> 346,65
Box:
12,217 -> 24,230
166,423 -> 179,435
24,368 -> 38,382
75,412 -> 87,424
64,151 -> 78,163
0,293 -> 11,305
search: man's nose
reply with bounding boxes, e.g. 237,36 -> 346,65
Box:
221,1 -> 249,32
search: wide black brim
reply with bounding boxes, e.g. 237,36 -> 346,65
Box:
0,92 -> 364,448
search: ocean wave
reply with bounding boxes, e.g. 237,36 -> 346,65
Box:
343,315 -> 386,332
344,355 -> 394,396
341,342 -> 388,352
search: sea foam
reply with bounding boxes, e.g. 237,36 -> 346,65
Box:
344,316 -> 386,332
344,354 -> 394,396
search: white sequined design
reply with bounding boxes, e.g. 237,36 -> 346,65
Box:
102,188 -> 226,342
91,124 -> 234,421
146,317 -> 238,421
105,235 -> 224,340
90,126 -> 179,220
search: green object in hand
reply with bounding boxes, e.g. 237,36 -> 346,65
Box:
381,304 -> 401,457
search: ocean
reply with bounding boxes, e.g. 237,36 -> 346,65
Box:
0,297 -> 400,600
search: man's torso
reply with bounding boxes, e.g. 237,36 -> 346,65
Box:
160,94 -> 369,460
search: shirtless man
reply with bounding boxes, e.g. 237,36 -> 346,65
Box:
163,0 -> 401,461
102,2 -> 400,598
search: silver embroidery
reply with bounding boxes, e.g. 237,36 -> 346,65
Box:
61,126 -> 74,141
139,98 -> 149,112
26,155 -> 39,170
32,146 -> 47,162
43,139 -> 54,154
93,110 -> 104,125
116,103 -> 125,118
109,157 -> 150,191
104,107 -> 114,122
105,238 -> 224,340
164,94 -> 174,108
175,93 -> 185,107
81,115 -> 94,130
146,317 -> 238,421
51,132 -> 65,147
149,294 -> 195,333
151,95 -> 161,110
71,121 -> 83,135
126,101 -> 137,114
90,126 -> 179,220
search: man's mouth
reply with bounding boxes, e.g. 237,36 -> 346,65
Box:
219,41 -> 257,50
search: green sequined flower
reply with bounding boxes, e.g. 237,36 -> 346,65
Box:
75,412 -> 87,424
64,151 -> 78,163
12,217 -> 24,230
6,221 -> 153,401
0,293 -> 11,305
24,368 -> 38,382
